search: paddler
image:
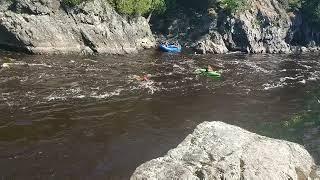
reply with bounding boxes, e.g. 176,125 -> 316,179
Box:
206,65 -> 214,72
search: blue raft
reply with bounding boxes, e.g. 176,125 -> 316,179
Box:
159,44 -> 182,53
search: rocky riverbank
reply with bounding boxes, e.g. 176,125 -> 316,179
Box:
131,121 -> 320,180
1,0 -> 320,55
152,0 -> 320,54
0,0 -> 155,54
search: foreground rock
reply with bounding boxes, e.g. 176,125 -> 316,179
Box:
131,121 -> 319,180
0,0 -> 155,54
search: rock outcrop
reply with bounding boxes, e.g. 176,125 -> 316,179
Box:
0,0 -> 155,54
131,121 -> 319,180
152,0 -> 319,54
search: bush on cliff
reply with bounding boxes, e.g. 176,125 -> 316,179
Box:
109,0 -> 168,15
279,0 -> 302,11
175,0 -> 247,14
279,0 -> 320,29
218,0 -> 248,13
62,0 -> 171,16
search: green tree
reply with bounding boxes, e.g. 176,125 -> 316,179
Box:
109,0 -> 168,15
302,0 -> 320,29
218,0 -> 248,13
279,0 -> 302,11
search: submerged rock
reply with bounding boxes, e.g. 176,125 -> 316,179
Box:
131,121 -> 319,180
0,0 -> 155,54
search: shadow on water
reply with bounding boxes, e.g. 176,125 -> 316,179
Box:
0,49 -> 320,179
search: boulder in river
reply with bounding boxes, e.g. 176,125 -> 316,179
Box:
131,121 -> 319,180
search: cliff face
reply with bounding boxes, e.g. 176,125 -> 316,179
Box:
224,0 -> 293,54
0,0 -> 155,54
152,0 -> 318,54
1,0 -> 319,55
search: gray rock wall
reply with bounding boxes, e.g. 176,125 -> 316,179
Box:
152,0 -> 318,54
131,121 -> 319,180
0,0 -> 155,54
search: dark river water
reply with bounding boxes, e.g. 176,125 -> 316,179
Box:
0,49 -> 320,179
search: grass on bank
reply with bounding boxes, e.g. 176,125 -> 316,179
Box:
62,0 -> 169,16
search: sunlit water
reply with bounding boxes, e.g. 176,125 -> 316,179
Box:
0,50 -> 319,179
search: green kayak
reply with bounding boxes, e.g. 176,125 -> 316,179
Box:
195,68 -> 221,78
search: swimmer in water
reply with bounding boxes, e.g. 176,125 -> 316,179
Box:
133,74 -> 150,81
206,65 -> 214,72
142,74 -> 149,81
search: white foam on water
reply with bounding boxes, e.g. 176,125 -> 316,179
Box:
75,95 -> 86,99
263,82 -> 287,90
85,68 -> 105,72
44,87 -> 124,101
83,59 -> 98,63
299,64 -> 312,70
138,80 -> 159,94
308,72 -> 320,81
173,64 -> 186,71
184,77 -> 194,80
90,88 -> 123,99
28,63 -> 52,68
164,72 -> 173,76
279,76 -> 302,82
90,87 -> 100,90
228,60 -> 240,65
299,79 -> 306,84
245,61 -> 270,73
46,95 -> 67,101
69,87 -> 82,94
1,62 -> 28,68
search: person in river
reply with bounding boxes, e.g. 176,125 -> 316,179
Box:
133,74 -> 150,81
206,65 -> 214,72
142,74 -> 149,81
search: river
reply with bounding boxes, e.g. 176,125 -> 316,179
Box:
0,50 -> 319,179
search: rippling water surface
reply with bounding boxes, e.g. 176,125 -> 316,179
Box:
0,50 -> 319,179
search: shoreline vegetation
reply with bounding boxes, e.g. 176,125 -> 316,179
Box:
61,0 -> 320,29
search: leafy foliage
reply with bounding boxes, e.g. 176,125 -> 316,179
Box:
218,0 -> 248,13
111,0 -> 167,15
278,0 -> 302,11
62,0 -> 169,15
279,0 -> 320,29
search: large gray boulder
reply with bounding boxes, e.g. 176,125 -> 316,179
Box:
0,0 -> 155,54
131,121 -> 319,180
225,0 -> 293,54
